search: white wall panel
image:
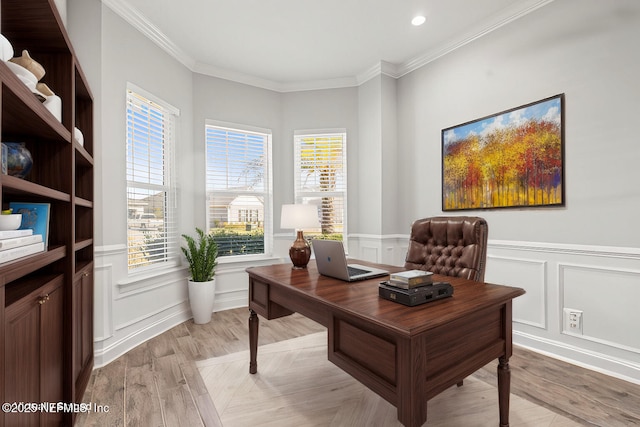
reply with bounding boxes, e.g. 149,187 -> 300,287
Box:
560,263 -> 640,351
487,255 -> 547,329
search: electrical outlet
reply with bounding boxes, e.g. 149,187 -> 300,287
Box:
563,308 -> 583,335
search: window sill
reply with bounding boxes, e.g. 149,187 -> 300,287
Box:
118,264 -> 187,294
217,254 -> 284,269
121,263 -> 186,285
214,254 -> 288,275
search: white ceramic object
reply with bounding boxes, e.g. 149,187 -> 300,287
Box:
74,127 -> 84,146
6,61 -> 37,89
44,94 -> 62,122
188,278 -> 216,324
0,34 -> 14,61
0,214 -> 22,231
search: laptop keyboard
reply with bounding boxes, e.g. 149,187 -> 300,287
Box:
347,266 -> 371,277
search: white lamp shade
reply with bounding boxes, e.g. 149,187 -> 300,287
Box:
281,204 -> 320,230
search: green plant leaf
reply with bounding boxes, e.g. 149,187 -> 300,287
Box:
181,227 -> 218,282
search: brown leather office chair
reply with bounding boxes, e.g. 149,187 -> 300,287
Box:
404,216 -> 488,387
404,216 -> 488,282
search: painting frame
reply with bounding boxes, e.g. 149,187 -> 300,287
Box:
441,94 -> 565,211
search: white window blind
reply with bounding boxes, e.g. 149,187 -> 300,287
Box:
206,122 -> 272,257
294,131 -> 347,240
126,87 -> 179,270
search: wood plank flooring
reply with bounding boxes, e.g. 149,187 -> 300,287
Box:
76,307 -> 640,426
198,331 -> 580,426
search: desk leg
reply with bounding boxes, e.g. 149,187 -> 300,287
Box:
249,309 -> 259,374
497,356 -> 510,427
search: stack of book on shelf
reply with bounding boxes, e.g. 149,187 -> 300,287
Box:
0,202 -> 50,265
378,269 -> 454,306
0,229 -> 44,264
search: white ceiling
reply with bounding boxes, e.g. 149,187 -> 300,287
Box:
103,0 -> 554,92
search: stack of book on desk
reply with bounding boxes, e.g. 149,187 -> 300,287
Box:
388,270 -> 434,289
378,270 -> 453,306
0,229 -> 44,264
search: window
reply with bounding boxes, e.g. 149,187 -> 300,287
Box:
126,85 -> 179,270
294,130 -> 347,240
205,121 -> 272,257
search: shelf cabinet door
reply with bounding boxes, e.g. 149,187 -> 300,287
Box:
73,267 -> 93,400
4,279 -> 63,427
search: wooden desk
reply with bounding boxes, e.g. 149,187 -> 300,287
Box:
247,261 -> 525,427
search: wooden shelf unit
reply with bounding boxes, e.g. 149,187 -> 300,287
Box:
0,0 -> 94,425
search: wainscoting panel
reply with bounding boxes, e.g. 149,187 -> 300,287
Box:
559,262 -> 640,351
360,246 -> 380,263
94,244 -> 283,367
486,255 -> 547,329
94,244 -> 192,367
93,261 -> 114,343
348,234 -> 408,266
489,240 -> 640,384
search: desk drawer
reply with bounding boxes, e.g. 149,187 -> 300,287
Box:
248,277 -> 293,319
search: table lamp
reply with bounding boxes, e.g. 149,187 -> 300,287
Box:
281,204 -> 320,269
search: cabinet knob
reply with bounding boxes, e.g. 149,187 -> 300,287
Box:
83,272 -> 90,277
37,294 -> 50,305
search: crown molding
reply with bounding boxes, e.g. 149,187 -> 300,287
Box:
101,0 -> 196,69
193,61 -> 360,92
356,61 -> 402,86
191,61 -> 285,92
102,0 -> 555,92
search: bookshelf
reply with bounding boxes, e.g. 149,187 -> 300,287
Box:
0,0 -> 94,425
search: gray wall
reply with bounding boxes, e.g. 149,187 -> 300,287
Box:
280,87 -> 359,233
391,0 -> 640,382
396,0 -> 640,246
191,74 -> 282,230
68,0 -> 640,381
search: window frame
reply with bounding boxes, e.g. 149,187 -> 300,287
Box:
125,83 -> 180,273
293,129 -> 348,243
205,119 -> 273,260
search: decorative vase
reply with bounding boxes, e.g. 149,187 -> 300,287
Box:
188,278 -> 216,324
9,50 -> 45,80
5,142 -> 33,178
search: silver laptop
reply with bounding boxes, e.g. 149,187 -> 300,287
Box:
312,239 -> 389,282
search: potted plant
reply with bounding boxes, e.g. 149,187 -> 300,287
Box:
181,228 -> 219,324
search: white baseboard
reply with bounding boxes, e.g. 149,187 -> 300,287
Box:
93,308 -> 191,368
93,296 -> 249,368
514,331 -> 640,386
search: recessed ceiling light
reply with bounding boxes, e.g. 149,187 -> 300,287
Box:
412,15 -> 426,26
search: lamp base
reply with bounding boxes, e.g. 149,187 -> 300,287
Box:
289,230 -> 311,269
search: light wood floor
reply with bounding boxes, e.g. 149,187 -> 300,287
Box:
76,307 -> 640,426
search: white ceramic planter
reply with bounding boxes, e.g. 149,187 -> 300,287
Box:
188,278 -> 216,324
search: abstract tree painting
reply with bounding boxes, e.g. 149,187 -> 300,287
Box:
442,94 -> 564,211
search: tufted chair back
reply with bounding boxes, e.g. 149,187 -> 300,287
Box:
404,216 -> 488,282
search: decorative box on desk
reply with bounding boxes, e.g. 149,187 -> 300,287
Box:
378,281 -> 453,306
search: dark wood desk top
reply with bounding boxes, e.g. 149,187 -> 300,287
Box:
247,260 -> 525,337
